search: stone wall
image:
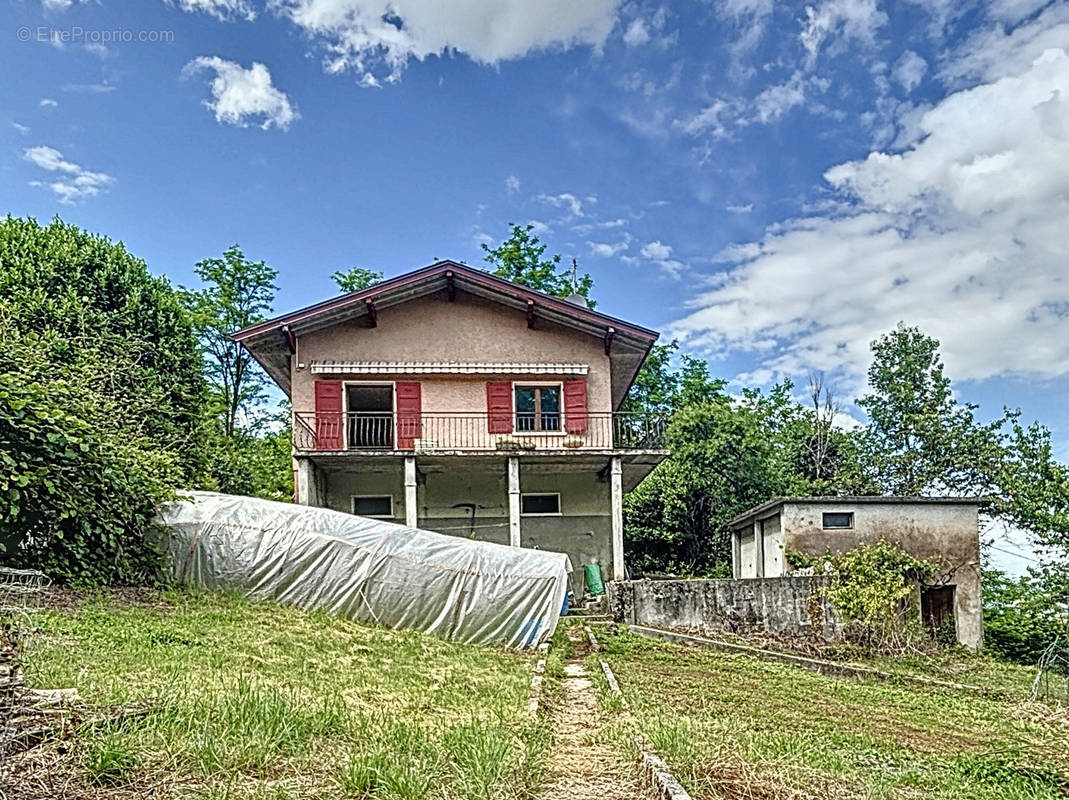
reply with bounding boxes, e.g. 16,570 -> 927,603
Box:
609,577 -> 843,641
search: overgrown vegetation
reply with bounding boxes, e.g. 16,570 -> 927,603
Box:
0,220 -> 298,584
818,540 -> 937,651
0,217 -> 206,583
620,324 -> 1069,665
591,625 -> 1069,800
983,569 -> 1069,665
17,590 -> 547,799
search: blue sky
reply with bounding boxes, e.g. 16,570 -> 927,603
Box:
4,0 -> 1068,571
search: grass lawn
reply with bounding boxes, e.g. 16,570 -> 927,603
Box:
17,589 -> 547,800
589,625 -> 1069,800
694,628 -> 1043,700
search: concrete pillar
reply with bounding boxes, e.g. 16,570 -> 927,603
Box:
610,456 -> 624,581
731,531 -> 741,579
404,456 -> 418,528
507,457 -> 521,547
296,459 -> 316,506
755,520 -> 765,578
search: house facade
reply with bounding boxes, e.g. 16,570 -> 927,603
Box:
728,497 -> 984,648
234,261 -> 668,594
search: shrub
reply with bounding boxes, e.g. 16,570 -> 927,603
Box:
982,568 -> 1068,665
0,217 -> 208,583
819,539 -> 937,651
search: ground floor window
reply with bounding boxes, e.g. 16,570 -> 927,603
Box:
521,493 -> 561,515
352,495 -> 394,518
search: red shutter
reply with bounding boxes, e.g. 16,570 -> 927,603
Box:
314,381 -> 344,450
395,381 -> 422,450
563,380 -> 588,434
486,382 -> 513,433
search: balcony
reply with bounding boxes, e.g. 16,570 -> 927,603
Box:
293,411 -> 668,453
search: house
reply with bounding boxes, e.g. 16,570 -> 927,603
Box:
233,261 -> 669,594
728,497 -> 983,648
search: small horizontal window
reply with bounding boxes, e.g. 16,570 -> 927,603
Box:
353,495 -> 393,518
822,512 -> 854,529
521,493 -> 561,515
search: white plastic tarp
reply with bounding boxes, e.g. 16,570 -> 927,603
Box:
154,491 -> 570,649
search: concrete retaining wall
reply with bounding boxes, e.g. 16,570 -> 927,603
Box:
609,577 -> 843,640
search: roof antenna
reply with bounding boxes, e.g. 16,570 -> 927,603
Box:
564,258 -> 587,308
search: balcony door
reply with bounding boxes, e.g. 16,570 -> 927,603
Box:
346,384 -> 394,448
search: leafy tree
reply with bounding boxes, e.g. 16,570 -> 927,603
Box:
857,324 -> 1003,496
857,324 -> 1069,601
619,341 -> 680,417
482,224 -> 595,305
625,394 -> 784,574
983,568 -> 1068,664
205,412 -> 294,501
332,267 -> 383,294
182,245 -> 278,437
0,217 -> 206,582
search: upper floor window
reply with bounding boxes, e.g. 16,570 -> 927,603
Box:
822,512 -> 854,529
515,385 -> 561,432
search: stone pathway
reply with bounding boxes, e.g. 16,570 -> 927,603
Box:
536,627 -> 658,800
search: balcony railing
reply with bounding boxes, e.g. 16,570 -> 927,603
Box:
293,412 -> 667,453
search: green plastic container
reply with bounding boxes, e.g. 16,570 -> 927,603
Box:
584,563 -> 606,596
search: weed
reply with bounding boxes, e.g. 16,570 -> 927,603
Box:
80,728 -> 139,786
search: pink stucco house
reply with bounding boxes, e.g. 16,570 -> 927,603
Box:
234,261 -> 668,592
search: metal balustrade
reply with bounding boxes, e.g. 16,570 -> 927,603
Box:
293,412 -> 667,452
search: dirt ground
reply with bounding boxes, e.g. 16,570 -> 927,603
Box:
536,627 -> 657,800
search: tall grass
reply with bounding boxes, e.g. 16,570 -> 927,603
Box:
23,589 -> 549,798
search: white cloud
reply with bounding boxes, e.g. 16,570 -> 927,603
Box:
183,57 -> 298,130
537,192 -> 585,218
892,50 -> 928,92
168,0 -> 256,20
12,122 -> 30,135
726,202 -> 753,213
63,83 -> 117,93
39,98 -> 58,108
940,3 -> 1069,85
988,0 -> 1052,25
24,145 -> 114,203
752,71 -> 813,123
586,235 -> 630,257
41,0 -> 74,10
623,18 -> 651,46
272,0 -> 620,83
678,99 -> 733,138
505,174 -> 521,194
716,0 -> 774,67
641,240 -> 672,261
800,0 -> 888,65
678,72 -> 828,142
640,240 -> 684,277
671,48 -> 1069,390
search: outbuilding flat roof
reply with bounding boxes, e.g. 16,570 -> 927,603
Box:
728,495 -> 988,528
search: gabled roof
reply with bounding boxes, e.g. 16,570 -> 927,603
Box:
233,260 -> 659,407
728,496 -> 988,528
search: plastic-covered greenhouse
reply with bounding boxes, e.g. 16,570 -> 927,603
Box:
154,492 -> 571,649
